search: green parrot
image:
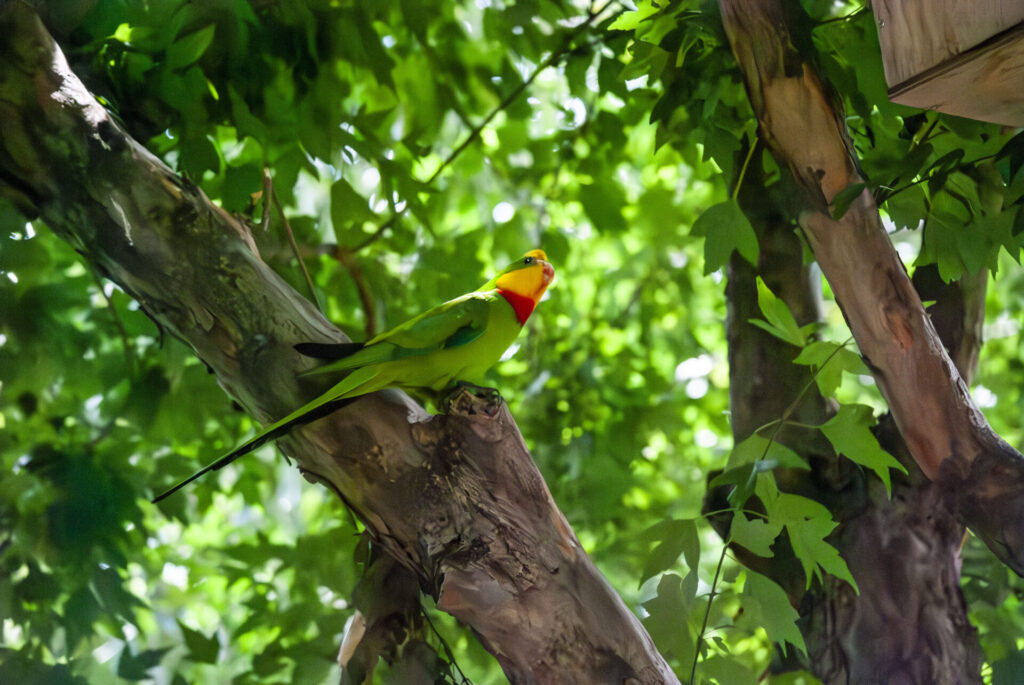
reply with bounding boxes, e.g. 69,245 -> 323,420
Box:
152,249 -> 554,502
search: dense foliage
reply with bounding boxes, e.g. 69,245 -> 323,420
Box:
2,0 -> 1024,682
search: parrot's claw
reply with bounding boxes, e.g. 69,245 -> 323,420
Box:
441,381 -> 504,415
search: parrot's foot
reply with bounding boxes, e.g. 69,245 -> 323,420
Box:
441,381 -> 504,415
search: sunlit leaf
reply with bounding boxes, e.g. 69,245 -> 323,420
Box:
770,494 -> 858,592
739,571 -> 807,657
639,518 -> 700,585
691,199 -> 759,274
793,341 -> 868,397
750,277 -> 810,347
178,620 -> 221,664
166,25 -> 216,71
819,404 -> 907,496
730,513 -> 780,558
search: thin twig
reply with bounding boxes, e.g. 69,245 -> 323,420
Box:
812,6 -> 869,27
259,169 -> 273,232
731,136 -> 760,201
420,607 -> 474,685
423,1 -> 621,187
337,247 -> 378,339
266,169 -> 322,312
88,266 -> 135,373
875,151 -> 1000,204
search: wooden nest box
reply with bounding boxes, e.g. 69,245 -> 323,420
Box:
874,0 -> 1024,126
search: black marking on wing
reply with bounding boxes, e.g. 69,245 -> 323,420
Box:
294,341 -> 365,360
443,324 -> 484,349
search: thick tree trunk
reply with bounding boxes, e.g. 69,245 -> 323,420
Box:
723,155 -> 984,683
0,6 -> 677,683
717,0 -> 1024,576
711,2 -> 1007,682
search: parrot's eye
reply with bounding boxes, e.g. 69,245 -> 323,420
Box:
523,256 -> 534,265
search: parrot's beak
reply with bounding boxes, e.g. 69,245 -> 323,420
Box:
541,261 -> 554,285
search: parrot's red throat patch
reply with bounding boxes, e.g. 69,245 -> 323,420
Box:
498,289 -> 537,325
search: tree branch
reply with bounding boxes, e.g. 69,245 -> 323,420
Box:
423,1 -> 623,187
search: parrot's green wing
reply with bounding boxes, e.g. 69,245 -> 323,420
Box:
369,292 -> 492,349
301,293 -> 494,376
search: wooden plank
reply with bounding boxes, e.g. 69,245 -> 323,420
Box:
875,0 -> 1024,84
887,22 -> 1024,127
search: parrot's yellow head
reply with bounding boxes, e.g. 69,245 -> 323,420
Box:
494,249 -> 554,301
491,249 -> 554,325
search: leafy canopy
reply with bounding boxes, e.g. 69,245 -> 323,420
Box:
3,0 -> 1024,683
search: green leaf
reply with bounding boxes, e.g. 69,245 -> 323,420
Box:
793,341 -> 868,397
92,565 -> 143,623
63,587 -> 103,649
730,513 -> 780,558
922,190 -> 972,281
178,620 -> 220,664
770,493 -> 858,592
179,133 -> 220,179
739,571 -> 807,657
166,24 -> 216,71
331,178 -> 377,246
992,649 -> 1024,685
701,125 -> 741,178
117,646 -> 171,681
691,199 -> 758,274
829,182 -> 866,220
608,2 -> 662,32
228,86 -> 269,142
702,654 -> 758,685
883,181 -> 926,231
639,518 -> 700,586
579,180 -> 627,233
222,162 -> 263,212
819,404 -> 907,495
750,277 -> 809,347
642,572 -> 698,664
726,433 -> 808,471
714,434 -> 808,506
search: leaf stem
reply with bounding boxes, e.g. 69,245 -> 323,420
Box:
423,1 -> 622,187
689,336 -> 854,684
876,151 -> 1001,204
265,169 -> 322,312
732,136 -> 760,201
344,3 -> 622,254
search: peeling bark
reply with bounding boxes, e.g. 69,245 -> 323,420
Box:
723,154 -> 984,683
0,6 -> 676,683
717,0 -> 1024,576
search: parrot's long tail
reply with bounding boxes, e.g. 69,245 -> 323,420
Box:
152,366 -> 382,503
